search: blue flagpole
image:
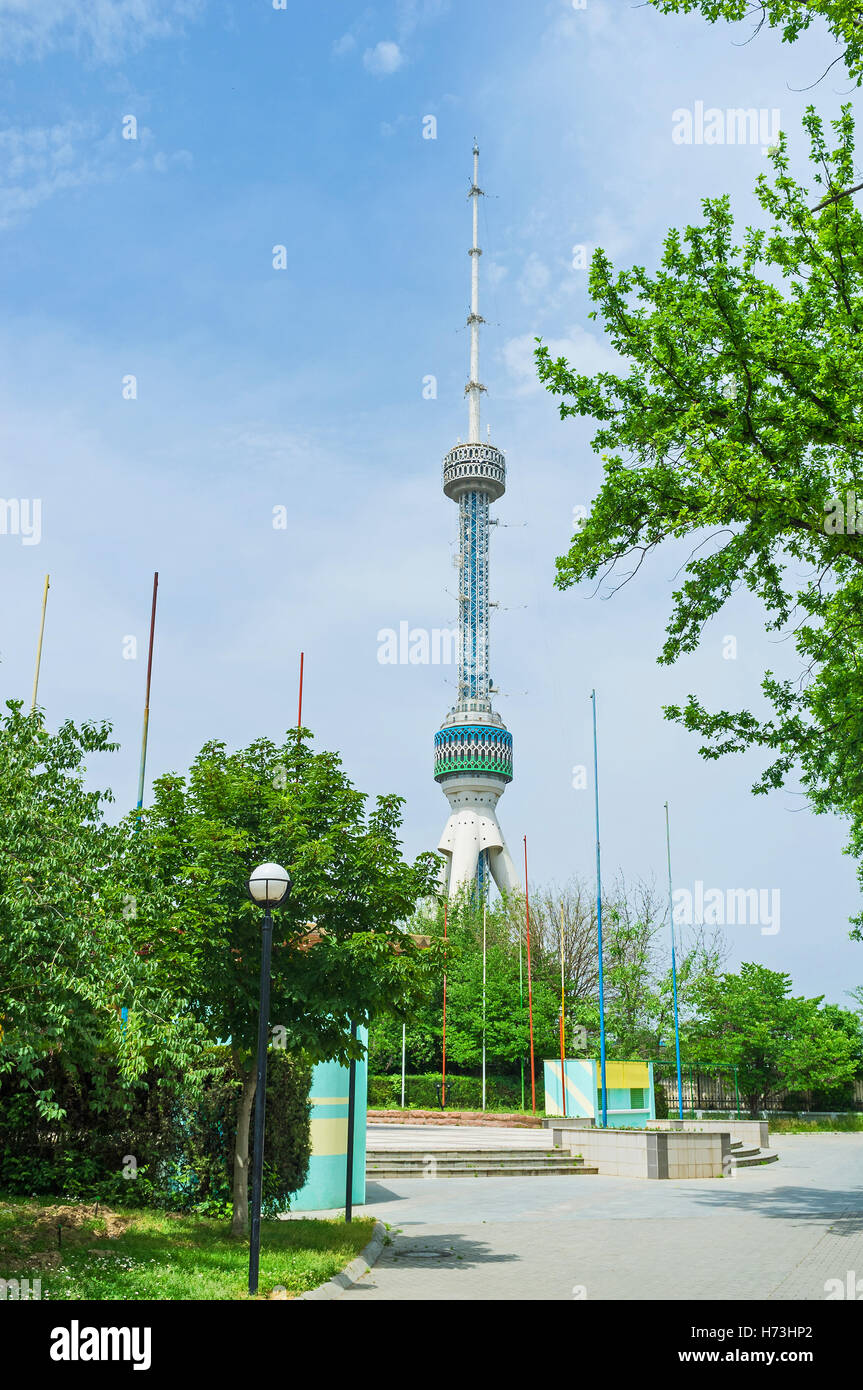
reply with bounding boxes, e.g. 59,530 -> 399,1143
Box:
664,801 -> 684,1120
591,690 -> 607,1128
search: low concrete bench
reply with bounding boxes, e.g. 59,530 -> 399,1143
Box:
551,1125 -> 731,1178
650,1117 -> 769,1149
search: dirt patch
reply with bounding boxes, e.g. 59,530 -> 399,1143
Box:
13,1203 -> 135,1251
22,1250 -> 63,1269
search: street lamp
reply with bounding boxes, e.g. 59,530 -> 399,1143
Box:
247,861 -> 291,1296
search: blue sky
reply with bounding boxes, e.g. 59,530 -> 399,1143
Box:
1,0 -> 861,1003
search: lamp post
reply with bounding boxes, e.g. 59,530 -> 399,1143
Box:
247,861 -> 291,1297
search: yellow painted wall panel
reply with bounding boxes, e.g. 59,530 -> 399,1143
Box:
606,1061 -> 649,1088
310,1116 -> 348,1157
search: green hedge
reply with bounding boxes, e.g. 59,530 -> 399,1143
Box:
368,1072 -> 544,1112
0,1048 -> 311,1216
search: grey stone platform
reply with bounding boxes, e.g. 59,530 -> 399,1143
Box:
330,1133 -> 863,1300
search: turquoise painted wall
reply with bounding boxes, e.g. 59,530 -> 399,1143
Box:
290,1028 -> 367,1211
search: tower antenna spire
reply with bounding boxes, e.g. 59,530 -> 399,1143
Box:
466,140 -> 485,444
435,144 -> 518,902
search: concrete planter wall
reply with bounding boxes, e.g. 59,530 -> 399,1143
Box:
651,1117 -> 769,1149
552,1125 -> 730,1178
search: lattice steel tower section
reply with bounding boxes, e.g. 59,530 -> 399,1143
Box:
435,144 -> 519,899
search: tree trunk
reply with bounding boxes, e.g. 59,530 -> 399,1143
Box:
231,1057 -> 257,1238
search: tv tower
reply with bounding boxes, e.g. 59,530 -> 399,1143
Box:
434,144 -> 519,899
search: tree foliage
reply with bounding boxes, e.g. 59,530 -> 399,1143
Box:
369,878 -> 724,1082
122,729 -> 443,1231
0,701 -> 204,1120
684,962 -> 859,1112
536,109 -> 863,935
649,0 -> 863,85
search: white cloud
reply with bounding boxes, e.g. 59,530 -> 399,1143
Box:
516,251 -> 551,303
380,114 -> 410,138
0,0 -> 204,63
395,0 -> 449,40
0,119 -> 192,229
363,40 -> 405,76
332,32 -> 356,57
501,325 -> 621,396
0,120 -> 102,228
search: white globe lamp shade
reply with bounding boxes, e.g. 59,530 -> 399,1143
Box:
248,862 -> 291,907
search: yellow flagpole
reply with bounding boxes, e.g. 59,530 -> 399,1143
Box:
31,574 -> 50,713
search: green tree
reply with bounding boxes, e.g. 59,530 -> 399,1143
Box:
685,962 -> 857,1113
369,890 -> 557,1079
369,878 -> 725,1081
0,701 -> 202,1120
537,108 -> 863,935
649,1 -> 863,85
123,730 -> 442,1235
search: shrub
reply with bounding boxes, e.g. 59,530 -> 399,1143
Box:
0,1047 -> 311,1214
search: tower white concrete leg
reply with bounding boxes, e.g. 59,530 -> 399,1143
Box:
437,774 -> 519,898
486,839 -> 519,897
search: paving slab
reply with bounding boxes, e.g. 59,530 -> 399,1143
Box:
327,1133 -> 863,1301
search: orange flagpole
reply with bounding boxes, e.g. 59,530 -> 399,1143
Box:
31,573 -> 50,713
523,836 -> 536,1113
136,572 -> 159,813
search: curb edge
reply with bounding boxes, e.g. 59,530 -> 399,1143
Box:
296,1220 -> 388,1301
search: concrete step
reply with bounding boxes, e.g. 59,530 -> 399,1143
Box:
730,1148 -> 779,1168
367,1148 -> 563,1161
367,1156 -> 586,1171
367,1161 -> 599,1179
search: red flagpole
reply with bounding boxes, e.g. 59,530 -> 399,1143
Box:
523,835 -> 536,1113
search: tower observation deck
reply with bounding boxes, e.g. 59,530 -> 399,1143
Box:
435,145 -> 519,899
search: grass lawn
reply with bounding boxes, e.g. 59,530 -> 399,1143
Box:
0,1197 -> 376,1300
769,1115 -> 863,1133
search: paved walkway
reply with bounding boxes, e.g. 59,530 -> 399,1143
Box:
335,1133 -> 863,1300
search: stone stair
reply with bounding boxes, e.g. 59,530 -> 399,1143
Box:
729,1140 -> 779,1169
366,1147 -> 598,1179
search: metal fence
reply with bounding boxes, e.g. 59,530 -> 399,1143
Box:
653,1063 -> 863,1116
653,1062 -> 741,1115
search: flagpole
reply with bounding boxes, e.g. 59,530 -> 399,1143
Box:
518,908 -> 525,1111
591,690 -> 608,1128
482,901 -> 487,1111
401,1021 -> 406,1109
297,651 -> 304,729
441,901 -> 447,1109
30,574 -> 50,713
560,901 -> 567,1119
523,835 -> 536,1114
665,801 -> 685,1120
136,572 -> 159,813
